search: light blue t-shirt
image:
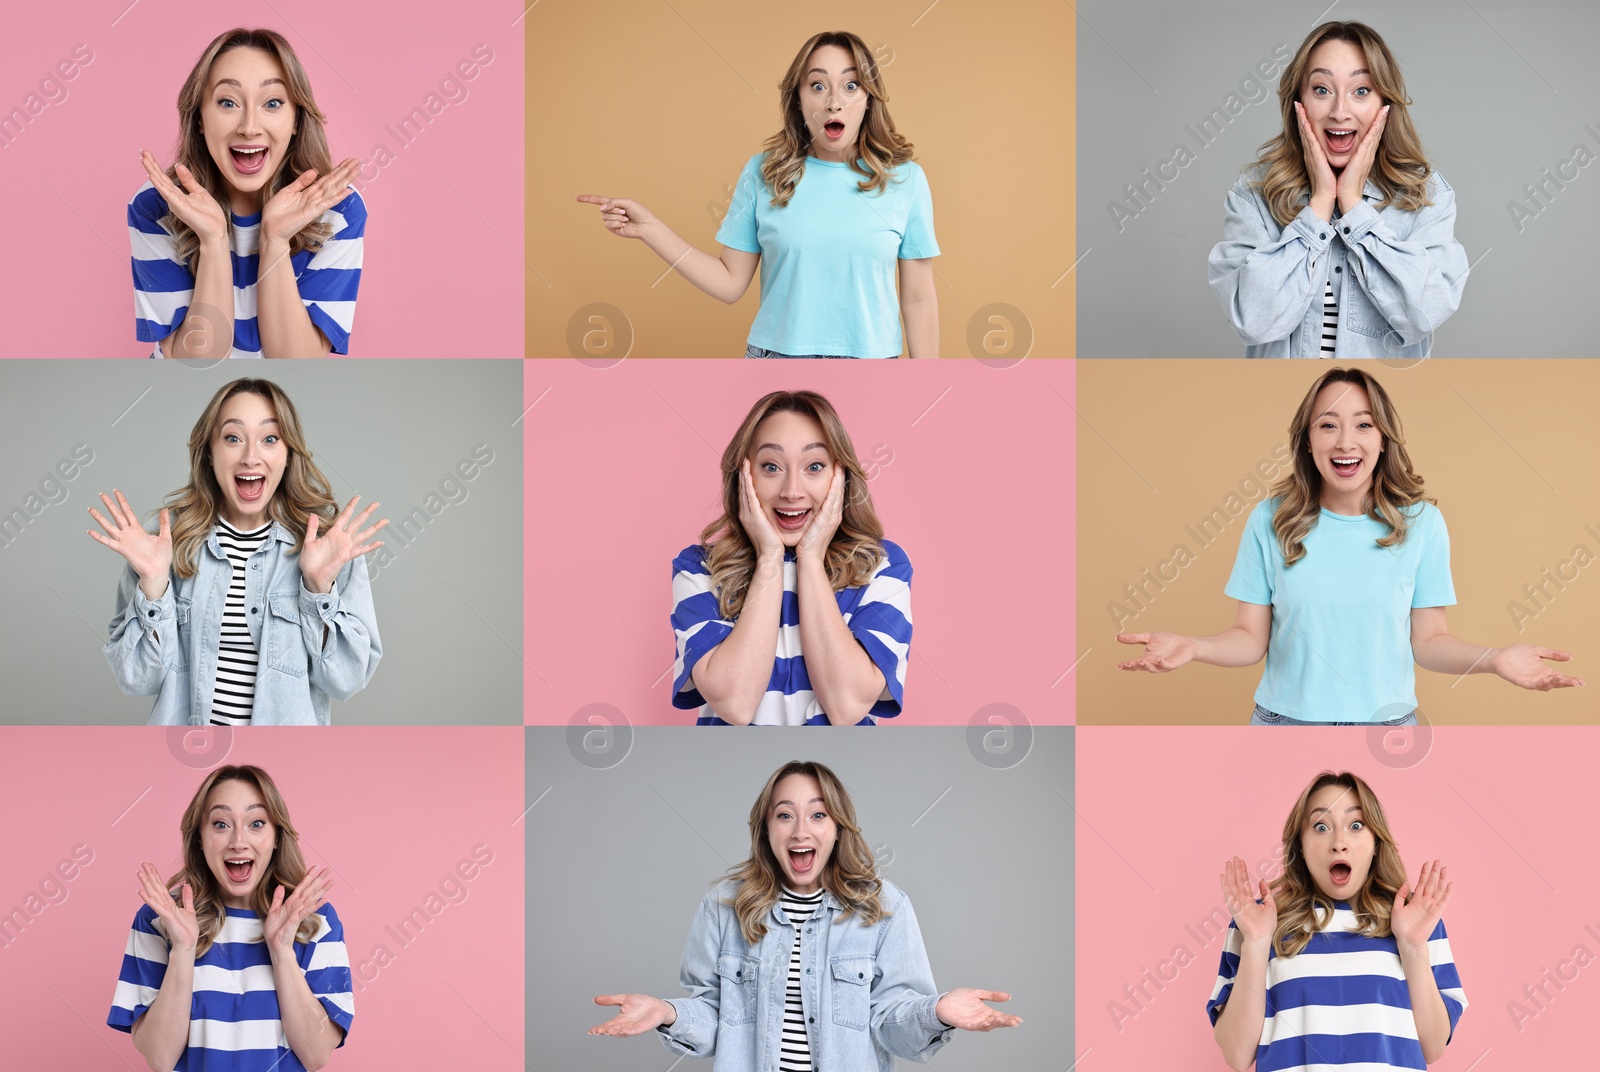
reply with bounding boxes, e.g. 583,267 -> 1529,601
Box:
1225,497 -> 1456,722
715,152 -> 939,358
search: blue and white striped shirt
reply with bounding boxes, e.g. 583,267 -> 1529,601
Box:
1206,902 -> 1466,1072
128,181 -> 366,358
109,902 -> 354,1071
671,540 -> 912,725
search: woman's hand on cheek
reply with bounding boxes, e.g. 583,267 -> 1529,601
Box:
795,466 -> 845,563
1294,102 -> 1338,221
261,157 -> 361,247
1337,104 -> 1388,214
141,151 -> 228,246
738,460 -> 786,562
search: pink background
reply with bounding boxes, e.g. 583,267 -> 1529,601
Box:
1076,726 -> 1600,1069
0,727 -> 526,1068
522,358 -> 1076,725
0,0 -> 523,357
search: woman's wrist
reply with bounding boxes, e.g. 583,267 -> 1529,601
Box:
657,997 -> 677,1027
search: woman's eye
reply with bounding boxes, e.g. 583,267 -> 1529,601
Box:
265,98 -> 284,110
761,462 -> 779,474
1354,87 -> 1370,97
1313,822 -> 1328,833
811,82 -> 825,92
1350,821 -> 1364,831
1311,86 -> 1328,96
845,81 -> 859,92
264,435 -> 279,445
806,462 -> 825,474
811,811 -> 826,821
217,98 -> 237,109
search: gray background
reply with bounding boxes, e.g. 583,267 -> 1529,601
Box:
525,726 -> 1073,1070
1077,0 -> 1600,357
0,360 -> 523,724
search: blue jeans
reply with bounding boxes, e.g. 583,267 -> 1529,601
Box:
1249,704 -> 1418,727
743,346 -> 859,359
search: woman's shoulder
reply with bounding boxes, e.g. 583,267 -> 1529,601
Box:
325,186 -> 367,233
876,537 -> 910,567
1228,164 -> 1269,195
874,875 -> 911,911
1399,498 -> 1445,526
128,180 -> 170,226
1421,169 -> 1455,199
672,542 -> 711,574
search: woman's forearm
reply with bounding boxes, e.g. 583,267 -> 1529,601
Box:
692,554 -> 785,724
901,294 -> 938,359
1410,629 -> 1496,676
130,947 -> 196,1071
1193,627 -> 1270,668
256,236 -> 333,358
272,953 -> 342,1070
1211,937 -> 1270,1071
637,219 -> 755,304
1399,941 -> 1452,1063
795,556 -> 885,724
162,238 -> 235,359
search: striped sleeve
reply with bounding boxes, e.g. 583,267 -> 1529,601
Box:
297,188 -> 366,354
1205,918 -> 1242,1026
300,904 -> 355,1043
108,904 -> 169,1032
670,544 -> 733,710
1428,918 -> 1467,1042
128,182 -> 191,345
842,540 -> 912,718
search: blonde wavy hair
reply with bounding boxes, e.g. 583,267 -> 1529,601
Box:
760,31 -> 914,208
701,390 -> 886,619
1250,22 -> 1434,227
724,760 -> 887,945
167,765 -> 320,957
165,28 -> 337,271
1269,771 -> 1408,957
163,378 -> 337,577
1270,366 -> 1432,567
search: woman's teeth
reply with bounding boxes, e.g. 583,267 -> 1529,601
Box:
775,508 -> 810,530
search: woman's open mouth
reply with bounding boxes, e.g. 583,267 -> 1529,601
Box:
224,858 -> 255,884
230,145 -> 268,176
1324,128 -> 1357,156
1329,861 -> 1352,887
823,121 -> 846,141
774,507 -> 811,531
788,847 -> 816,875
1330,456 -> 1362,479
235,474 -> 266,502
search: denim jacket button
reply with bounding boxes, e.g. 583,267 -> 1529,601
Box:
250,606 -> 258,614
1335,265 -> 1342,273
321,602 -> 329,610
251,562 -> 259,569
147,609 -> 155,617
1319,232 -> 1327,240
1342,225 -> 1350,234
805,967 -> 812,974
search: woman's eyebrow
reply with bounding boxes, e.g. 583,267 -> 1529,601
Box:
806,66 -> 858,77
219,417 -> 281,430
213,77 -> 288,90
1314,409 -> 1373,419
1308,67 -> 1370,79
755,442 -> 829,453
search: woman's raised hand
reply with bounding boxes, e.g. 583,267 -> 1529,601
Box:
1490,644 -> 1585,691
261,158 -> 361,247
1391,858 -> 1451,949
1220,856 -> 1277,943
935,989 -> 1022,1032
737,460 -> 786,562
1293,102 -> 1338,220
795,466 -> 846,563
299,496 -> 388,594
576,195 -> 657,241
89,491 -> 173,588
141,150 -> 229,246
1336,105 -> 1388,213
589,994 -> 675,1036
137,862 -> 199,953
1115,631 -> 1199,672
263,865 -> 334,960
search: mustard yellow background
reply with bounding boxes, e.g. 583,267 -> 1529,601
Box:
1077,361 -> 1600,725
526,0 -> 1073,359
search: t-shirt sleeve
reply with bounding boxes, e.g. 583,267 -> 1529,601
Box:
844,542 -> 913,717
1427,917 -> 1467,1042
1204,919 -> 1243,1026
897,164 -> 940,260
128,183 -> 192,345
1224,501 -> 1277,605
714,156 -> 763,254
108,904 -> 168,1032
300,903 -> 355,1044
297,188 -> 366,355
1410,505 -> 1456,608
671,545 -> 735,710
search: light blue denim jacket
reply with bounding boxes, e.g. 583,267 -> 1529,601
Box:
103,521 -> 380,725
658,878 -> 954,1071
1208,167 -> 1468,358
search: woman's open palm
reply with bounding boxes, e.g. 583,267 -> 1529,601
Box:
589,994 -> 672,1037
88,491 -> 172,584
1221,856 -> 1277,942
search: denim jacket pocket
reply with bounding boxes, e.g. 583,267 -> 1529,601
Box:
265,594 -> 307,678
1341,279 -> 1390,340
829,953 -> 873,1031
715,952 -> 758,1026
